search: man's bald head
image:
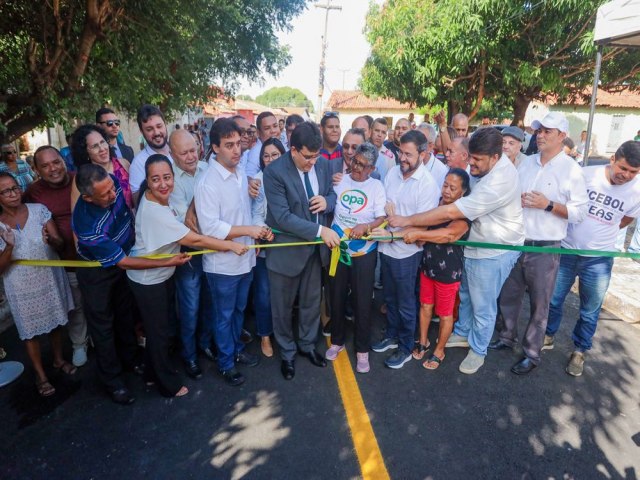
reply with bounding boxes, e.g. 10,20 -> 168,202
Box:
169,129 -> 199,174
452,113 -> 469,138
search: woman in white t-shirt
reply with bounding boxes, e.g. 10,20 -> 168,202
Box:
128,155 -> 248,398
325,143 -> 386,374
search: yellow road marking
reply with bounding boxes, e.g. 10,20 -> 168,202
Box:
327,339 -> 390,480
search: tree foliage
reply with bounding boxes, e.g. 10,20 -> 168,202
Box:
361,0 -> 640,123
255,86 -> 314,110
0,0 -> 307,142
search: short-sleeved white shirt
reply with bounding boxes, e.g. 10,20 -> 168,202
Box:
563,165 -> 640,251
517,151 -> 588,240
195,160 -> 256,275
127,195 -> 190,285
455,155 -> 524,259
425,153 -> 449,189
332,175 -> 387,257
379,163 -> 440,259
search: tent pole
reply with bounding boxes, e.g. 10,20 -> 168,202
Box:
584,45 -> 603,166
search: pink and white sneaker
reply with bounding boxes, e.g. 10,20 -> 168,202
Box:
325,344 -> 344,361
356,352 -> 370,373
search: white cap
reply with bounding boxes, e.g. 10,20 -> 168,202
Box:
531,112 -> 569,134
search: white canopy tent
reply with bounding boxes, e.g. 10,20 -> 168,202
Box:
585,0 -> 640,163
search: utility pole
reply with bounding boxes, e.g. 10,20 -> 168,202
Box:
338,68 -> 350,90
315,0 -> 342,121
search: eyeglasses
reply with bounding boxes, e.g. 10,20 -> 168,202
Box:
88,139 -> 109,152
262,152 -> 281,161
238,129 -> 249,137
296,150 -> 318,161
0,186 -> 21,197
98,120 -> 121,127
351,160 -> 371,170
2,150 -> 17,155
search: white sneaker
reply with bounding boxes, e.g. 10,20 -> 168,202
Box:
459,350 -> 485,374
72,345 -> 88,367
446,334 -> 469,348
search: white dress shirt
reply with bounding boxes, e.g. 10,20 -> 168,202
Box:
296,165 -> 322,237
379,163 -> 440,259
170,161 -> 208,223
517,151 -> 588,241
245,140 -> 262,178
425,153 -> 449,189
194,160 -> 255,275
130,145 -> 174,193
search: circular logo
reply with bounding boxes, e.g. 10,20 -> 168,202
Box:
340,189 -> 368,214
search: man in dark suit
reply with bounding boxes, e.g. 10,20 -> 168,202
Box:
263,122 -> 341,380
96,107 -> 134,162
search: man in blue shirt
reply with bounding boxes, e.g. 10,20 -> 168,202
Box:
72,164 -> 188,405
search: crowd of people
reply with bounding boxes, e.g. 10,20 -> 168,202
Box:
1,104 -> 639,406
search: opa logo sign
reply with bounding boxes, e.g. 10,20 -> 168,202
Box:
340,189 -> 368,214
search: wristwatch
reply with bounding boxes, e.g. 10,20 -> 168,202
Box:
545,201 -> 554,212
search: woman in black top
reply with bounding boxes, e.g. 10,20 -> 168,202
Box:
399,168 -> 471,369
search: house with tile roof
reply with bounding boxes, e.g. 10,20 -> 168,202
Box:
325,90 -> 417,131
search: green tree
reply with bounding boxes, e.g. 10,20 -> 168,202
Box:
255,86 -> 314,110
0,0 -> 307,142
361,0 -> 640,124
236,94 -> 254,101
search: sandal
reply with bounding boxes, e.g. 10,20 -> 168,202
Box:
53,361 -> 77,376
175,386 -> 189,397
412,342 -> 431,360
36,379 -> 56,397
423,353 -> 445,370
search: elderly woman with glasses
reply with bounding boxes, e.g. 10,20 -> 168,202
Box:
70,124 -> 134,209
0,144 -> 36,191
325,143 -> 386,373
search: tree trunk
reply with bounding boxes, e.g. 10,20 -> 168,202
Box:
447,100 -> 459,124
512,95 -> 531,126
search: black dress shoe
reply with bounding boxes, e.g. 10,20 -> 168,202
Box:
488,339 -> 513,351
281,360 -> 295,380
299,349 -> 327,367
199,347 -> 217,362
221,368 -> 245,386
240,329 -> 253,344
511,357 -> 537,375
235,351 -> 259,367
184,361 -> 203,379
110,387 -> 135,405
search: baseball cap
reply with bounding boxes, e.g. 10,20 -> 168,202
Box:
531,112 -> 569,134
501,126 -> 525,142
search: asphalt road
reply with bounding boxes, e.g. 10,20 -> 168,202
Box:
1,290 -> 640,480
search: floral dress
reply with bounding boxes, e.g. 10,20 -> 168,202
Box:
0,204 -> 74,340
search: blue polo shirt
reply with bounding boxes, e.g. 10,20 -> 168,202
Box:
72,175 -> 135,266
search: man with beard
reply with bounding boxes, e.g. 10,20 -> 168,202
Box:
95,107 -> 134,162
371,130 -> 439,369
389,128 -> 524,375
129,105 -> 172,193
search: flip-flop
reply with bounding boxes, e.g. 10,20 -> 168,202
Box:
423,353 -> 445,370
36,379 -> 56,397
412,342 -> 431,360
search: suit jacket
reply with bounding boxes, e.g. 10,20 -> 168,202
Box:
118,142 -> 134,162
264,151 -> 336,277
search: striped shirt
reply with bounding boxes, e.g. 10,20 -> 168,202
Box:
72,175 -> 135,266
319,143 -> 343,162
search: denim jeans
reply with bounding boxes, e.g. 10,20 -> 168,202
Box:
174,254 -> 214,363
454,251 -> 520,356
546,254 -> 614,352
381,252 -> 422,355
206,271 -> 253,371
253,256 -> 273,337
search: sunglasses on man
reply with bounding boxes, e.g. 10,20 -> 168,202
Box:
98,120 -> 121,127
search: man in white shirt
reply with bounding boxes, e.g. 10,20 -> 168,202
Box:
371,130 -> 440,369
195,118 -> 272,386
370,118 -> 396,181
418,123 -> 449,188
545,140 -> 640,377
129,105 -> 172,193
389,127 -> 524,374
445,137 -> 470,172
168,130 -> 214,379
245,111 -> 280,178
491,112 -> 588,375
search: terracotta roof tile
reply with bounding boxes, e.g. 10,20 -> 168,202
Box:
327,90 -> 414,110
545,87 -> 640,109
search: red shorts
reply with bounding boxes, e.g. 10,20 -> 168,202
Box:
419,272 -> 460,317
